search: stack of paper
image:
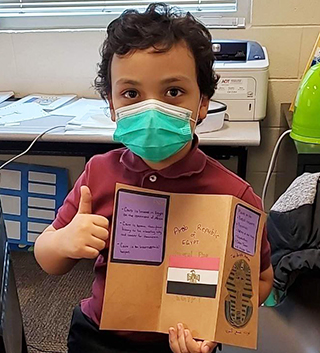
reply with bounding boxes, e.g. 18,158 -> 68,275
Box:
27,94 -> 77,111
60,98 -> 116,135
0,94 -> 76,125
53,98 -> 107,117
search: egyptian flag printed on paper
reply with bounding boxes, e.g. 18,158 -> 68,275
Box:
167,256 -> 220,298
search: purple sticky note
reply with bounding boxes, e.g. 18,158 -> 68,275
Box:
112,189 -> 169,264
233,204 -> 260,256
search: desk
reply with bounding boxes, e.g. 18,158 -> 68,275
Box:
0,114 -> 261,179
282,103 -> 320,175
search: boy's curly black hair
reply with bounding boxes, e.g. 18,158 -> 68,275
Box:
94,3 -> 219,100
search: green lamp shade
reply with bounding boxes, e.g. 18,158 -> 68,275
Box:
291,63 -> 320,144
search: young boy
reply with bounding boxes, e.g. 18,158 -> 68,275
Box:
35,3 -> 273,353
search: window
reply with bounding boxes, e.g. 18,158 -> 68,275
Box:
0,0 -> 252,30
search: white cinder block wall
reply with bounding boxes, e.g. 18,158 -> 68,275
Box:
0,0 -> 319,209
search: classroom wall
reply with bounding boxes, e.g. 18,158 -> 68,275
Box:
213,0 -> 320,209
0,0 -> 319,209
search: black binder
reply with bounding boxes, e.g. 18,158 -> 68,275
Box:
0,201 -> 28,353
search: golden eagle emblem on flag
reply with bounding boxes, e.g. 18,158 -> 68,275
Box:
187,270 -> 200,283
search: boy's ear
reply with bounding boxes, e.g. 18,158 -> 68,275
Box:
198,95 -> 210,123
107,94 -> 116,121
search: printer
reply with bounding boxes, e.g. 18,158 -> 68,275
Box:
212,40 -> 269,121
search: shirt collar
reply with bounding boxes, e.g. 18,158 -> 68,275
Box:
120,135 -> 207,179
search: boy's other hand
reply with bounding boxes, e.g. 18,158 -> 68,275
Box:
57,185 -> 109,260
169,324 -> 217,353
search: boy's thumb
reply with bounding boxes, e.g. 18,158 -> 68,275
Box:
78,185 -> 92,214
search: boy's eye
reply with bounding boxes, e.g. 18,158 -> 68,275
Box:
123,90 -> 138,99
166,88 -> 183,98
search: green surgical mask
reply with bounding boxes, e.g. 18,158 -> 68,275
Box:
113,99 -> 198,162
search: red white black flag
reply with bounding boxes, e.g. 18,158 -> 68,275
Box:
166,256 -> 220,298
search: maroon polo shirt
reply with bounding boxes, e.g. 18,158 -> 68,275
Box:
53,137 -> 271,326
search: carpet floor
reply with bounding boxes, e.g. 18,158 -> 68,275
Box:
11,251 -> 95,353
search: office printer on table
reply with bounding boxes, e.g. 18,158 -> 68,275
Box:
212,40 -> 269,121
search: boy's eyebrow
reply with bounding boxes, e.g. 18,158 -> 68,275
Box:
160,76 -> 192,84
115,76 -> 192,86
115,78 -> 141,86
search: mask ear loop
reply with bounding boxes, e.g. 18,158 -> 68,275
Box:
191,95 -> 203,133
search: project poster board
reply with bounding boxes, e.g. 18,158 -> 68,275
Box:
100,184 -> 266,349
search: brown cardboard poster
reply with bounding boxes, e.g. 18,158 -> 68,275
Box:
100,183 -> 266,349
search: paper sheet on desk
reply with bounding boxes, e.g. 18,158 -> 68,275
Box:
65,102 -> 113,126
64,129 -> 115,135
65,106 -> 115,135
0,100 -> 48,125
25,94 -> 76,111
0,91 -> 14,104
53,98 -> 109,117
0,94 -> 76,125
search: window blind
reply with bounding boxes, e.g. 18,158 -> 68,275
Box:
0,0 -> 250,30
0,1 -> 237,16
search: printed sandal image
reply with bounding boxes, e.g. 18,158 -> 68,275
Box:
225,259 -> 253,328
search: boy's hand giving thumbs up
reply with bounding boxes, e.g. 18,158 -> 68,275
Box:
58,185 -> 109,260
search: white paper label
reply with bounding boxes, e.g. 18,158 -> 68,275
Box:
217,78 -> 249,96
